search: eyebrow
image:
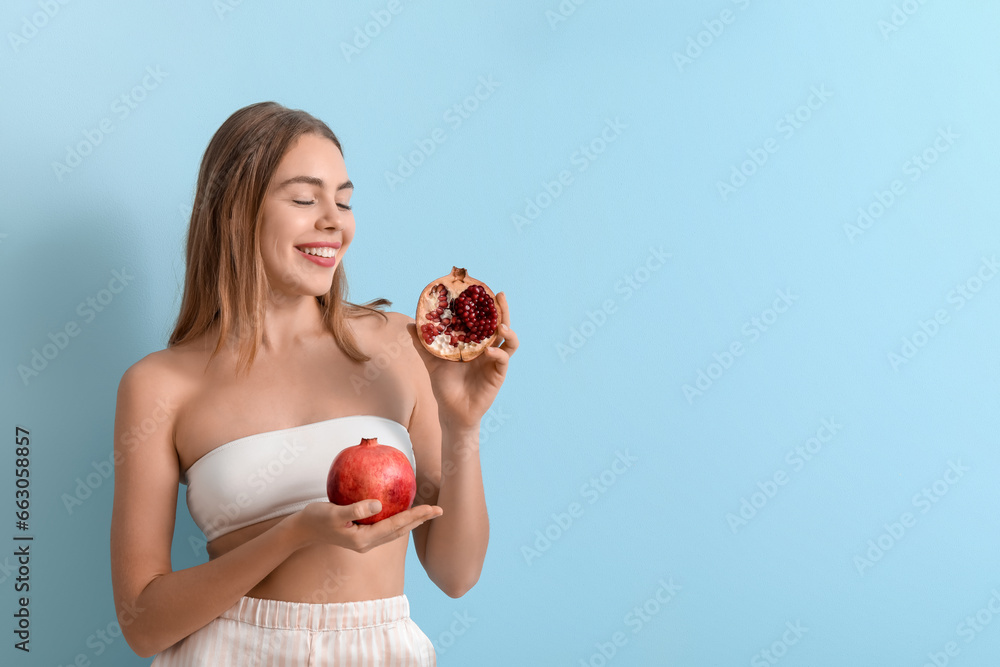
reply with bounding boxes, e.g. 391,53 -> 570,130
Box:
275,175 -> 354,192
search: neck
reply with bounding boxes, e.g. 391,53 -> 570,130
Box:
258,292 -> 327,353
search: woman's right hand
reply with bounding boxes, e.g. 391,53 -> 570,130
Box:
289,500 -> 443,553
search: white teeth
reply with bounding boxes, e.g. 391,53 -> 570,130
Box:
298,246 -> 337,258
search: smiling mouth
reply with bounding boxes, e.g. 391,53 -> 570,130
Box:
295,246 -> 338,258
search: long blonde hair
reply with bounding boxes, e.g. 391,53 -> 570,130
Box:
168,101 -> 389,376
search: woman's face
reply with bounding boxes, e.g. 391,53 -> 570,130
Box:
259,132 -> 355,300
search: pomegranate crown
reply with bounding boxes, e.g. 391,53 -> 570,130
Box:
359,437 -> 379,446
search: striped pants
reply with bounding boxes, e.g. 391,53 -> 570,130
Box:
150,594 -> 436,666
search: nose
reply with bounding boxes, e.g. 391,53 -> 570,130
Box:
315,202 -> 342,230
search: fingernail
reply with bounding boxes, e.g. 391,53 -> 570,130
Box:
501,323 -> 508,330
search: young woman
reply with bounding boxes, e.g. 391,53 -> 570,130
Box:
109,101 -> 517,664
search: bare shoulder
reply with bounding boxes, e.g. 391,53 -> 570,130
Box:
118,346 -> 193,401
382,309 -> 415,330
116,343 -> 205,447
121,347 -> 179,381
350,309 -> 426,386
374,310 -> 420,362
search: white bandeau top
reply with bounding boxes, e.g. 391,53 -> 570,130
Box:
180,415 -> 416,542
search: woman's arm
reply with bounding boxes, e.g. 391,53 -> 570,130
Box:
403,292 -> 518,597
408,388 -> 489,598
117,519 -> 306,658
109,358 -> 306,657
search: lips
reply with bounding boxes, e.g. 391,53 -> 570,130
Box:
295,243 -> 340,267
295,242 -> 342,249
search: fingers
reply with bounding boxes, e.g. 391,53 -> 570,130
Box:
350,499 -> 382,522
498,322 -> 518,356
496,292 -> 511,331
391,505 -> 443,533
387,504 -> 443,525
356,505 -> 443,549
483,345 -> 510,373
493,292 -> 518,357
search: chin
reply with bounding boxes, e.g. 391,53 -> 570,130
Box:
303,281 -> 334,298
270,282 -> 331,303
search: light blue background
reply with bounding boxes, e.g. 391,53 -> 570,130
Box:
3,1 -> 1000,664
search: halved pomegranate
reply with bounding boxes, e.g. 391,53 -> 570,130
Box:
416,267 -> 499,361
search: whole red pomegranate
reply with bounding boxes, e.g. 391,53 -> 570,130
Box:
416,267 -> 500,361
326,437 -> 417,525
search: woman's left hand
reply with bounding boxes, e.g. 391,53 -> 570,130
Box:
407,291 -> 519,432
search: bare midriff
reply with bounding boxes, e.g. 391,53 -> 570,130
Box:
207,518 -> 409,603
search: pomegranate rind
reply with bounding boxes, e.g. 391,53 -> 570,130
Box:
415,266 -> 500,362
326,437 -> 417,525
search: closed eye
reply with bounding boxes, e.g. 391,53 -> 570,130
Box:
293,200 -> 352,211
